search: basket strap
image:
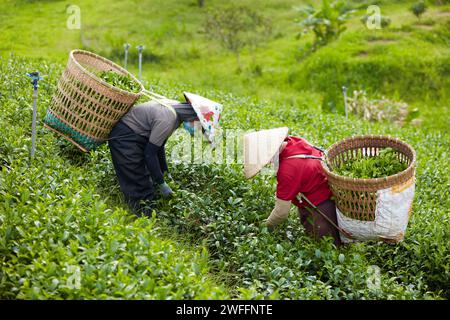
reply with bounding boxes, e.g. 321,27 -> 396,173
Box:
312,145 -> 325,153
297,193 -> 354,240
141,90 -> 177,117
302,139 -> 326,154
285,154 -> 324,161
284,139 -> 327,160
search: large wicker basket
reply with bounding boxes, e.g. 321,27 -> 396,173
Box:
321,135 -> 416,243
44,50 -> 144,152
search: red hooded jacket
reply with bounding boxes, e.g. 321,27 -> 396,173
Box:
276,136 -> 332,208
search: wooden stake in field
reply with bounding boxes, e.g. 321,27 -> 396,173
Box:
137,45 -> 144,81
26,72 -> 43,158
342,86 -> 348,119
123,43 -> 130,69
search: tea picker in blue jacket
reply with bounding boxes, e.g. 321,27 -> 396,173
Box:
108,92 -> 222,216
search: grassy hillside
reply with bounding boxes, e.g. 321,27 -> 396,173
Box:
1,0 -> 449,129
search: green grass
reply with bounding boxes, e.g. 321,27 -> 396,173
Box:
1,0 -> 449,130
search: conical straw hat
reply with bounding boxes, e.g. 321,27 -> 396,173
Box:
244,127 -> 289,179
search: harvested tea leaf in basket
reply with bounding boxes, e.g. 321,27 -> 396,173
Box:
334,147 -> 408,179
97,70 -> 141,93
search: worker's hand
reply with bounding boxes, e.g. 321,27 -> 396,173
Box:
265,221 -> 275,233
260,219 -> 274,233
159,182 -> 174,198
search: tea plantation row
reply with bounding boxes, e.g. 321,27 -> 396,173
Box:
0,57 -> 229,299
0,56 -> 448,299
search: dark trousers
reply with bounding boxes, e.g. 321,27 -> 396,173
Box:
108,121 -> 155,214
299,199 -> 342,246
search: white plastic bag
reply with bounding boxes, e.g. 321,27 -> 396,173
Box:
337,177 -> 415,243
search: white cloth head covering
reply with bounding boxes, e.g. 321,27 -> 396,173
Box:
183,92 -> 222,147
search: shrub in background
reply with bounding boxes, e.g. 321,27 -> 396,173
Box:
360,14 -> 391,28
297,0 -> 354,50
347,90 -> 410,125
203,5 -> 272,70
411,1 -> 427,20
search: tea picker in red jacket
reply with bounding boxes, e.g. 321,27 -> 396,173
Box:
244,127 -> 341,246
108,92 -> 222,216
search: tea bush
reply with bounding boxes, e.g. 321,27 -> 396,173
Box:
0,55 -> 448,299
153,75 -> 448,299
0,57 -> 228,299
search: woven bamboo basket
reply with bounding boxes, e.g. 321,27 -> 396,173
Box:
44,49 -> 144,152
321,135 -> 416,223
